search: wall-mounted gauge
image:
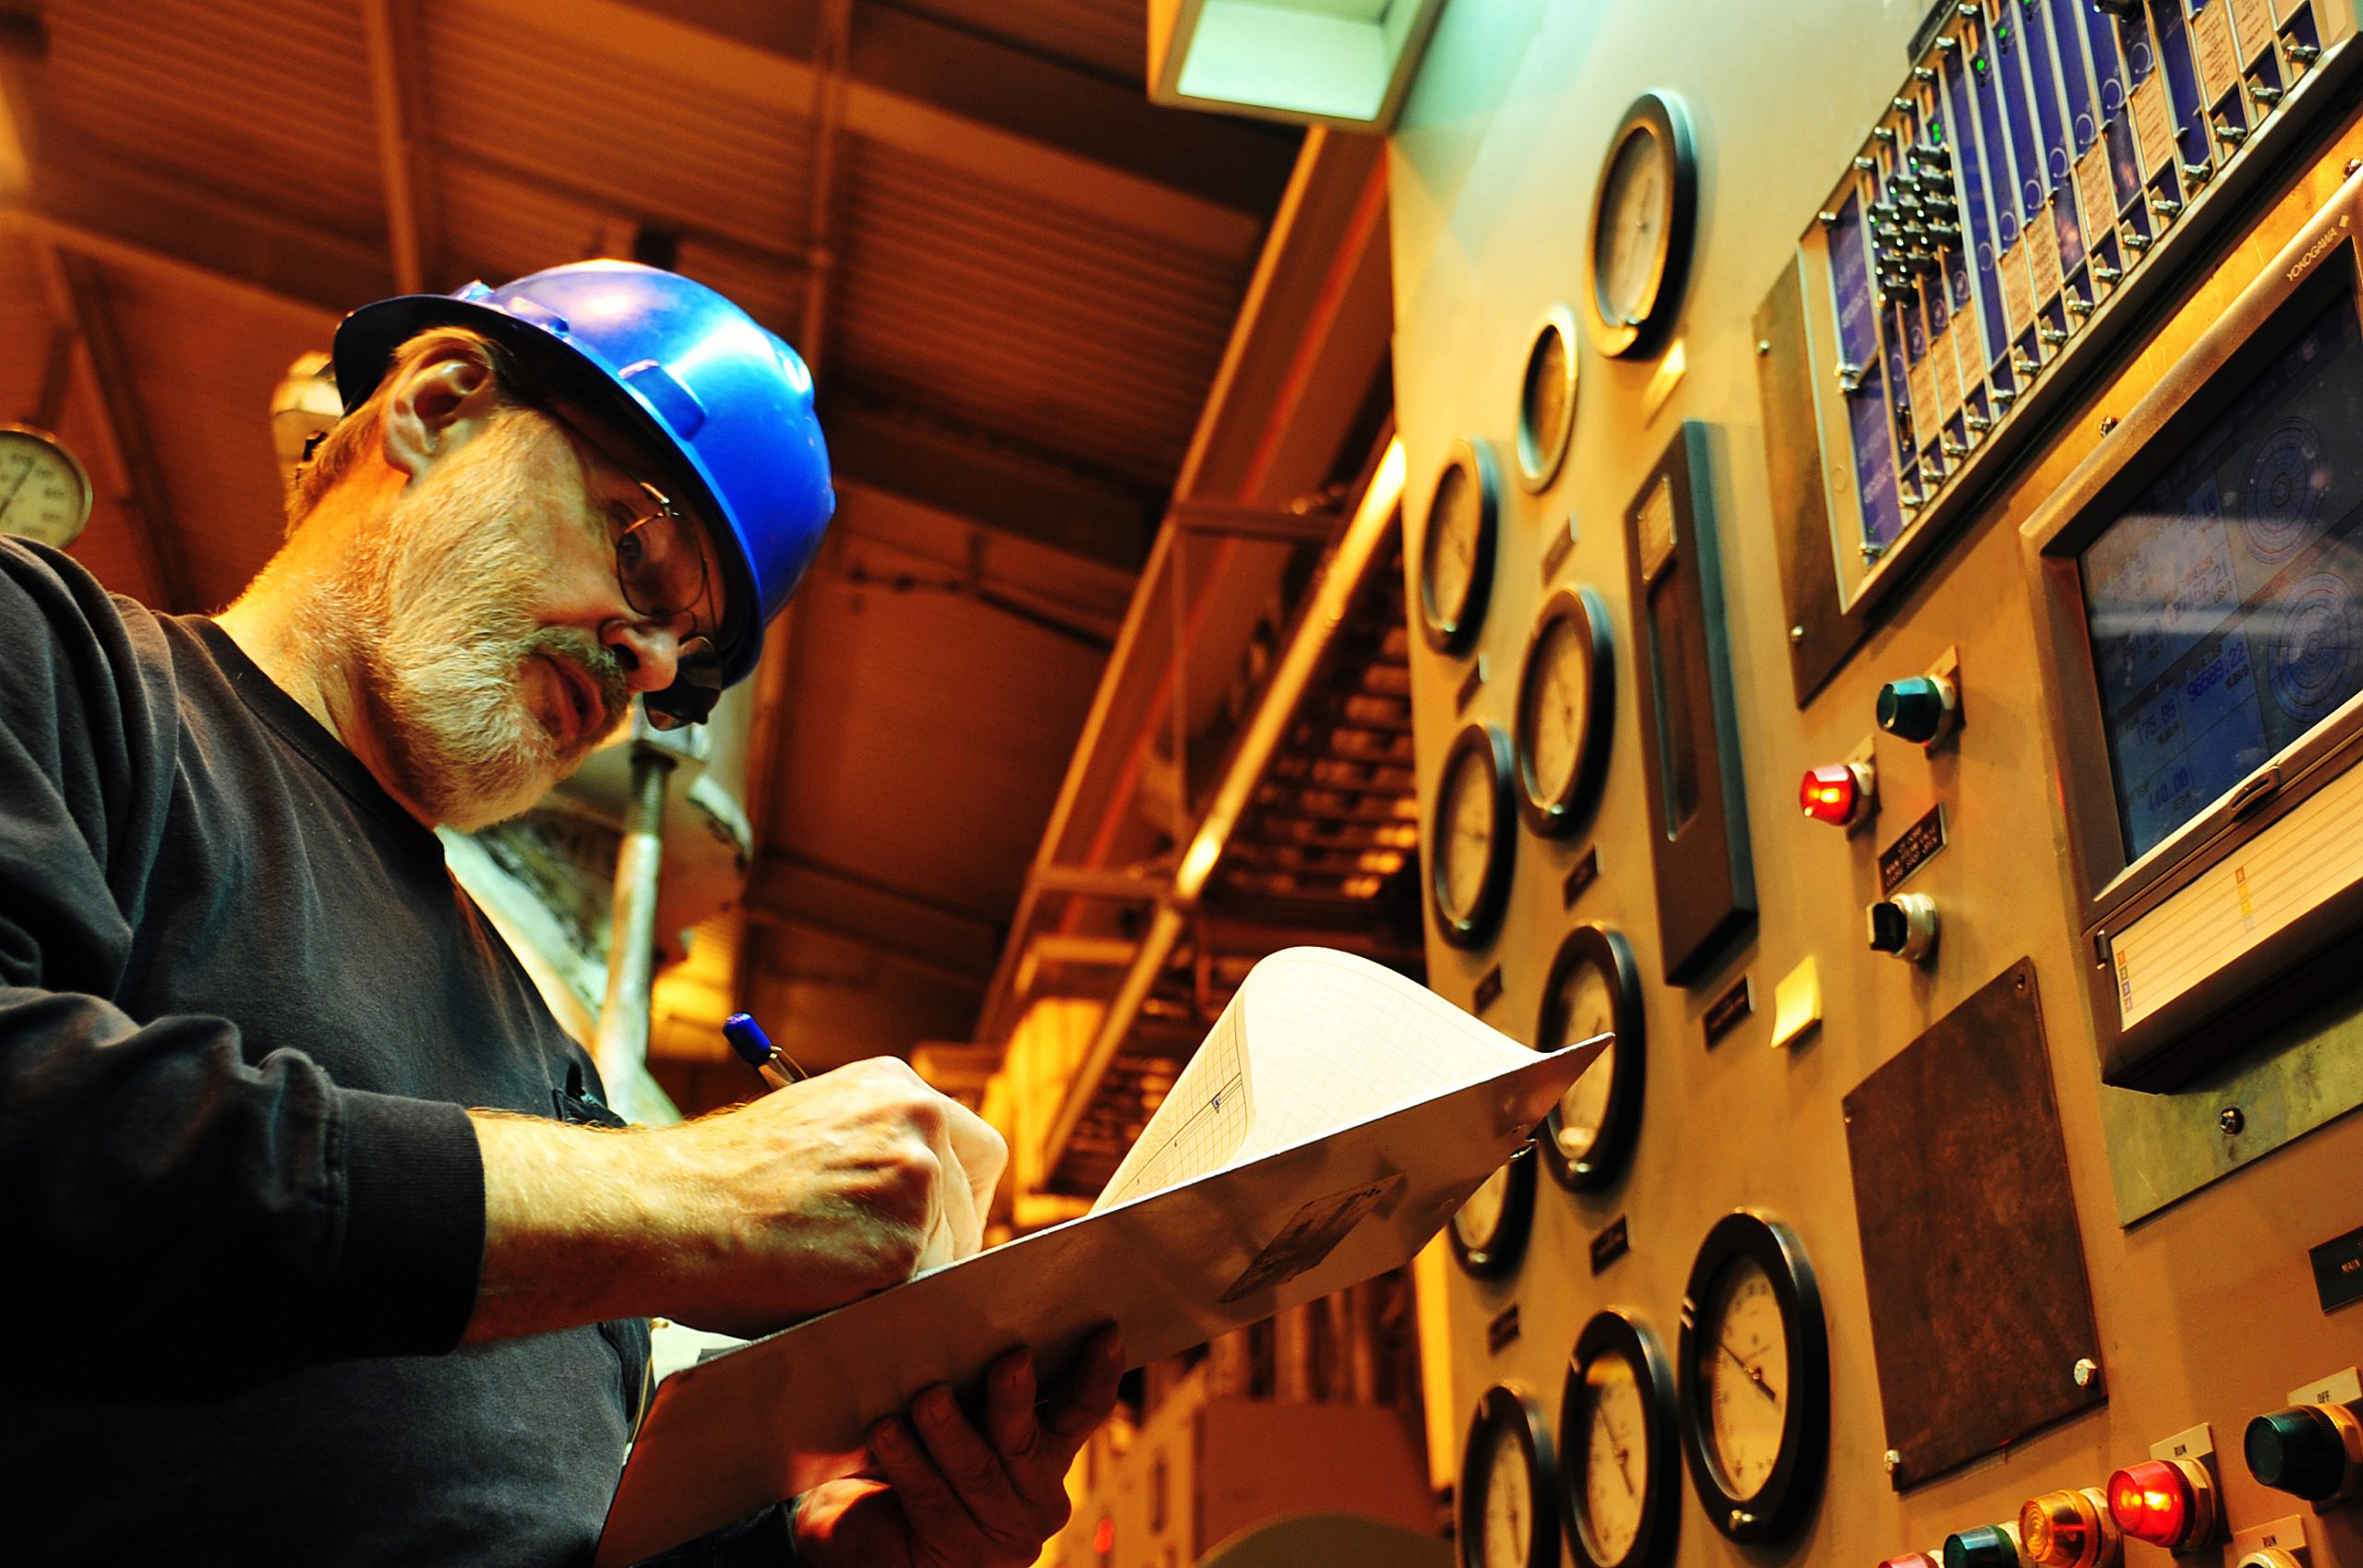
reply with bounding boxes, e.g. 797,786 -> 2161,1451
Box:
1516,306 -> 1579,492
0,425 -> 94,550
1419,438 -> 1500,654
1449,1140 -> 1536,1280
1515,585 -> 1615,837
1459,1383 -> 1559,1568
1534,923 -> 1644,1192
1558,1310 -> 1680,1568
1431,721 -> 1517,949
1588,91 -> 1698,361
1677,1211 -> 1829,1544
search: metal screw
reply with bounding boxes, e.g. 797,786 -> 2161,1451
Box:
2099,416 -> 2120,437
1884,1449 -> 1903,1473
2073,1358 -> 2100,1387
2219,1106 -> 2246,1134
1790,625 -> 1806,644
2346,160 -> 2361,178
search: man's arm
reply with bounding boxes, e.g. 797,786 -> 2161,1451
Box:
465,1059 -> 1008,1341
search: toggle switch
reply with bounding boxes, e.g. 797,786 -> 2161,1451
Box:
1801,760 -> 1877,828
1877,673 -> 1959,745
2106,1458 -> 2216,1550
1945,1523 -> 2029,1568
2245,1402 -> 2363,1503
2021,1488 -> 2120,1568
1868,893 -> 1939,964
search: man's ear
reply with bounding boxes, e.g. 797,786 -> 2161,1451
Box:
379,350 -> 505,479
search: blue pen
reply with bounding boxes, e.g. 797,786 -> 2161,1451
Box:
724,1012 -> 810,1091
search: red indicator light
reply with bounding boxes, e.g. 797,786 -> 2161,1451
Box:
1093,1514 -> 1115,1556
2105,1459 -> 2209,1548
1800,761 -> 1874,827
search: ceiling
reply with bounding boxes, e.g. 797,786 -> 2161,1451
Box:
0,0 -> 1304,1095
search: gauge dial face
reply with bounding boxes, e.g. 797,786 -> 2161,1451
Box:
1595,128 -> 1668,330
1420,441 -> 1499,653
0,427 -> 94,549
1588,93 -> 1697,359
1460,1387 -> 1555,1568
1524,616 -> 1590,804
1517,309 -> 1578,491
1440,746 -> 1497,923
1481,1424 -> 1534,1567
1454,1162 -> 1512,1250
1515,585 -> 1613,834
1432,723 -> 1514,949
1697,1254 -> 1789,1502
1550,962 -> 1619,1163
1575,1354 -> 1648,1562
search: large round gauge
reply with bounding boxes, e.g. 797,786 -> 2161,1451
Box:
1450,1140 -> 1536,1280
1459,1383 -> 1559,1568
0,425 -> 94,549
1431,722 -> 1517,949
1676,1212 -> 1829,1544
1514,585 -> 1615,837
1534,923 -> 1644,1192
1516,306 -> 1579,492
1588,92 -> 1699,361
1558,1310 -> 1681,1568
1419,439 -> 1500,654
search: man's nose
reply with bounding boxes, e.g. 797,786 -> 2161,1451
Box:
601,617 -> 683,694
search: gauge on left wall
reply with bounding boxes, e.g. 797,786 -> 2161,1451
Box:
1432,721 -> 1517,949
0,425 -> 94,550
1449,1139 -> 1537,1280
1419,438 -> 1501,654
1459,1383 -> 1560,1568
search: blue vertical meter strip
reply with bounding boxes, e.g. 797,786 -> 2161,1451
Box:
2081,0 -> 2149,219
1829,193 -> 1907,552
1940,43 -> 2005,389
2146,0 -> 2212,166
2017,0 -> 2089,277
1960,18 -> 2024,387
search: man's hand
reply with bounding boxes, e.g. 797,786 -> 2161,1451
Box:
793,1327 -> 1126,1568
464,1057 -> 1008,1342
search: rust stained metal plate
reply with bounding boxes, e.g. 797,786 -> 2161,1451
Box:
1842,960 -> 2105,1489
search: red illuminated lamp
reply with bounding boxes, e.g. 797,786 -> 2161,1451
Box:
1879,1555 -> 1942,1568
1799,760 -> 1876,827
2105,1459 -> 2215,1550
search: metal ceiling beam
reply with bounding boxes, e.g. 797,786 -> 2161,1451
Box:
743,849 -> 1003,986
607,0 -> 1296,222
42,246 -> 196,613
361,0 -> 439,295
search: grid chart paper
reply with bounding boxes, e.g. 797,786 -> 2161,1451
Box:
1094,950 -> 1532,1212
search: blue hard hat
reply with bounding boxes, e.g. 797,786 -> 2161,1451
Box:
330,260 -> 834,724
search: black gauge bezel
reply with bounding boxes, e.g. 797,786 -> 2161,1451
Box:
1534,922 -> 1645,1193
1516,306 -> 1580,492
1449,1140 -> 1538,1280
1676,1211 -> 1829,1545
1459,1382 -> 1560,1568
1514,584 -> 1617,837
1587,91 -> 1699,362
1431,721 -> 1518,949
1419,438 -> 1501,654
1558,1310 -> 1681,1568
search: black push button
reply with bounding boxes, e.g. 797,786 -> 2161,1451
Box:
2246,1406 -> 2349,1501
1877,675 -> 1956,744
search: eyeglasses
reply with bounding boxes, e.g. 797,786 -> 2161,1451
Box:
608,481 -> 725,729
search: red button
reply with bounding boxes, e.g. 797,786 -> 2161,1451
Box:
2106,1459 -> 2201,1548
1800,761 -> 1873,826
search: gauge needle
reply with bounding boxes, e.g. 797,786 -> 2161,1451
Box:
1612,1437 -> 1636,1497
0,461 -> 39,527
1720,1339 -> 1779,1400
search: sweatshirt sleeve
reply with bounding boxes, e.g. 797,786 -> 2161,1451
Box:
0,541 -> 486,1398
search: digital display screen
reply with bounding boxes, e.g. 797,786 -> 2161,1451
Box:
2081,289 -> 2363,862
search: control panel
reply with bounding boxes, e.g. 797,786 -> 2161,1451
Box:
1384,1 -> 2363,1566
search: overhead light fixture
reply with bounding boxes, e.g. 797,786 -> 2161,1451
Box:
1147,0 -> 1451,131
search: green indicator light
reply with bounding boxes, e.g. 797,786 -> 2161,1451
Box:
1973,54 -> 1991,77
1931,121 -> 1947,145
1996,20 -> 2011,44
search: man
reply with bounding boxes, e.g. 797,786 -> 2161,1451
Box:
0,260 -> 1118,1564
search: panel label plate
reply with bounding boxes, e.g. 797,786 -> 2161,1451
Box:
2112,757 -> 2363,1028
1879,803 -> 1950,895
1998,245 -> 2036,339
2131,74 -> 2178,176
1589,1215 -> 1631,1275
2076,139 -> 2119,248
2026,207 -> 2067,302
2192,2 -> 2241,100
1704,974 -> 1755,1046
2229,0 -> 2277,64
1909,337 -> 1941,435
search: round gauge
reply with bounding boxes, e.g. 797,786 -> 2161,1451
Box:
1419,439 -> 1500,654
1516,306 -> 1579,492
1449,1141 -> 1536,1280
1557,1310 -> 1680,1568
1533,923 -> 1644,1192
1458,1384 -> 1559,1568
1588,92 -> 1699,361
1676,1212 -> 1829,1544
1431,722 -> 1517,949
0,425 -> 94,549
1514,585 -> 1615,837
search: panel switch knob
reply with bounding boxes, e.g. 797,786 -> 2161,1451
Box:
2021,1488 -> 2120,1568
1945,1524 -> 2028,1568
2245,1404 -> 2363,1502
1877,673 -> 1959,745
1868,893 -> 1940,963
